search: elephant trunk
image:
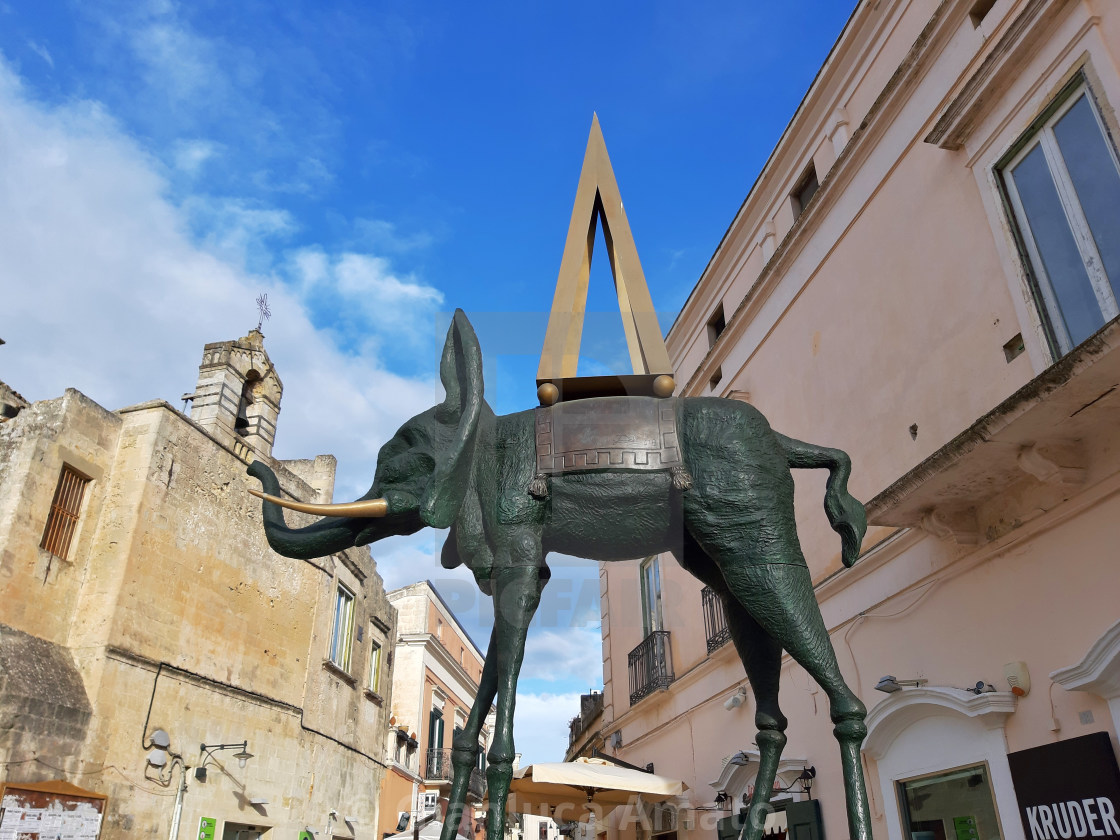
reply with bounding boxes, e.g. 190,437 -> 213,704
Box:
247,460 -> 379,559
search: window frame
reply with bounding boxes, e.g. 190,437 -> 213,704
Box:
368,637 -> 382,694
40,464 -> 91,561
997,74 -> 1120,356
894,761 -> 1005,840
329,582 -> 356,672
639,556 -> 664,638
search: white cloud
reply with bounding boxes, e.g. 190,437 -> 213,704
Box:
287,247 -> 446,355
26,40 -> 53,68
513,691 -> 583,765
521,628 -> 604,686
173,138 -> 219,174
0,54 -> 435,570
354,218 -> 436,254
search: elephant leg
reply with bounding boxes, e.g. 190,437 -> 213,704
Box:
485,558 -> 546,840
674,532 -> 787,840
724,601 -> 786,840
439,629 -> 500,840
720,560 -> 871,840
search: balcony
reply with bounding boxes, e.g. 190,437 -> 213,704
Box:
468,767 -> 486,800
702,586 -> 732,654
426,750 -> 487,799
425,748 -> 451,782
628,630 -> 674,704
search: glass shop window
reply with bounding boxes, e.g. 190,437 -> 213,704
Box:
639,557 -> 664,637
1000,79 -> 1120,356
330,583 -> 355,671
897,764 -> 1003,840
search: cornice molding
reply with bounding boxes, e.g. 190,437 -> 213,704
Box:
708,750 -> 809,792
924,0 -> 1078,149
1050,618 -> 1120,699
864,687 -> 1017,759
681,0 -> 966,395
399,632 -> 481,696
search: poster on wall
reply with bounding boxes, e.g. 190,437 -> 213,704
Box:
0,780 -> 106,840
1007,732 -> 1120,840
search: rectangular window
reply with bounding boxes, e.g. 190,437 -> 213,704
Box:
368,638 -> 382,693
792,164 -> 820,217
639,557 -> 663,637
40,465 -> 90,561
897,764 -> 1002,840
330,584 -> 355,671
1000,80 -> 1120,355
706,304 -> 726,348
428,707 -> 444,750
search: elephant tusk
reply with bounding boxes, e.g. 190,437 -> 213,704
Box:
248,489 -> 389,518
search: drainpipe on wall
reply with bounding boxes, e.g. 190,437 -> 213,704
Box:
167,759 -> 188,840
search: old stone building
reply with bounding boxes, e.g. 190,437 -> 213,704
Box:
0,329 -> 397,840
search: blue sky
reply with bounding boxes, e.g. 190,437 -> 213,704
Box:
0,0 -> 855,763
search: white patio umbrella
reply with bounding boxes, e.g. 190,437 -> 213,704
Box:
500,757 -> 688,823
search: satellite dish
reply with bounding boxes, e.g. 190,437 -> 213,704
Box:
147,748 -> 168,768
150,729 -> 171,749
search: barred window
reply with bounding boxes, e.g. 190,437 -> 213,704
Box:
40,465 -> 90,560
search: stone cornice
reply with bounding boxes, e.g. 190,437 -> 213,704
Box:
708,750 -> 809,792
398,632 -> 481,696
1050,618 -> 1120,699
864,686 -> 1017,759
678,0 -> 968,395
668,0 -> 915,354
925,0 -> 1078,149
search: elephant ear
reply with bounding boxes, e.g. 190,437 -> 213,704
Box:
420,309 -> 484,528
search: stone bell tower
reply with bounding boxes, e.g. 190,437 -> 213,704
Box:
184,329 -> 283,459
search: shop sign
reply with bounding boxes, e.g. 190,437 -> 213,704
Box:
1008,733 -> 1120,840
197,818 -> 216,840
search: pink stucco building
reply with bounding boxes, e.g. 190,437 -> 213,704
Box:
581,3 -> 1120,840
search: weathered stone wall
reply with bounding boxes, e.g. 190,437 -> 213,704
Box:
0,383 -> 397,840
0,624 -> 92,779
0,389 -> 122,645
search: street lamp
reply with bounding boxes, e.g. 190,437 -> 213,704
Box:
196,741 -> 254,781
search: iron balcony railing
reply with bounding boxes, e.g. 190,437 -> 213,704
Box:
425,748 -> 451,781
426,751 -> 486,798
468,767 -> 486,799
702,586 -> 732,654
628,630 -> 674,704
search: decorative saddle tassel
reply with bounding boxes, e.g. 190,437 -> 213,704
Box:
528,473 -> 550,499
671,465 -> 694,491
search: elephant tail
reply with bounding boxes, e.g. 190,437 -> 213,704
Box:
776,433 -> 867,568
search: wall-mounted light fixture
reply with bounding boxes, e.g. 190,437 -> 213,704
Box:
724,687 -> 747,711
609,731 -> 623,750
713,791 -> 729,809
874,675 -> 927,694
728,751 -> 751,767
794,766 -> 816,799
195,741 -> 253,781
962,681 -> 997,695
